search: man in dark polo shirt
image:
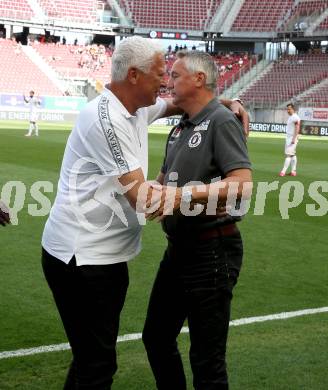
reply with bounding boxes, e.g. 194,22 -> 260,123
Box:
142,51 -> 252,390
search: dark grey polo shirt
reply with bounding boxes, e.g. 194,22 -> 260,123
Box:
161,98 -> 251,236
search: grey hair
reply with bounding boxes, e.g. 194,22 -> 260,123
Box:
111,36 -> 165,81
176,50 -> 218,92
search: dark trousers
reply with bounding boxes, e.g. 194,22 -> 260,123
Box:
42,248 -> 129,390
142,233 -> 243,390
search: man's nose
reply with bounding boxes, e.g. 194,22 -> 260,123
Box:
166,77 -> 173,89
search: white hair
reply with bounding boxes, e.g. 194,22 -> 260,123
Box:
176,51 -> 218,92
111,36 -> 165,81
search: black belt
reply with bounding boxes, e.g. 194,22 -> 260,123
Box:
166,223 -> 239,242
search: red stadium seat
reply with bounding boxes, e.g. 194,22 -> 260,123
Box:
118,0 -> 222,30
0,39 -> 63,95
0,0 -> 34,20
37,0 -> 97,23
239,53 -> 328,107
231,0 -> 294,32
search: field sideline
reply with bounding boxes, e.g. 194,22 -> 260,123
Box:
0,122 -> 327,389
1,305 -> 328,361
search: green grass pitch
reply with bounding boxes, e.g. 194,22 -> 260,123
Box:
0,121 -> 327,389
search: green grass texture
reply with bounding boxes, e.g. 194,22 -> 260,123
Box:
0,121 -> 327,389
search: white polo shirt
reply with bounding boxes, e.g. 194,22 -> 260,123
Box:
42,89 -> 167,265
286,113 -> 300,138
25,96 -> 40,121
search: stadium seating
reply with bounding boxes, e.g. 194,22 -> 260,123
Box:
279,0 -> 328,31
0,0 -> 100,24
118,0 -> 221,30
32,42 -> 112,85
36,0 -> 97,23
298,81 -> 328,107
0,0 -> 34,21
0,39 -> 63,95
239,53 -> 328,107
231,0 -> 294,32
215,53 -> 256,93
316,15 -> 328,31
289,0 -> 328,17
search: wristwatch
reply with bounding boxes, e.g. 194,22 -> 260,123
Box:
233,98 -> 244,106
181,188 -> 193,203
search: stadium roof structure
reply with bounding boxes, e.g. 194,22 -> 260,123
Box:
0,0 -> 327,42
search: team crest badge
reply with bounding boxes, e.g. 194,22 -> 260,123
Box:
188,132 -> 202,148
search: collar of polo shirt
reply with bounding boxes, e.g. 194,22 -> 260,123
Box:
181,98 -> 219,126
104,87 -> 136,119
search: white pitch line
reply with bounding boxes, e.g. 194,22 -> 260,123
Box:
1,306 -> 327,360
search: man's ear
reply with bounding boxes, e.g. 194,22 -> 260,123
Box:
127,67 -> 139,85
194,72 -> 206,87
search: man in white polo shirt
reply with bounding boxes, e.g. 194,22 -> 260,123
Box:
41,36 -> 171,390
41,36 -> 248,389
24,90 -> 41,137
279,103 -> 301,177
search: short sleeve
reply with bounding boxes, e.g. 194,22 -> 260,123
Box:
213,117 -> 251,175
147,97 -> 167,125
160,126 -> 177,174
293,114 -> 301,123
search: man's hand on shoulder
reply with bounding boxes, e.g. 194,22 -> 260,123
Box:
220,98 -> 250,138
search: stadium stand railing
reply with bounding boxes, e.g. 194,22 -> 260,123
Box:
215,54 -> 258,94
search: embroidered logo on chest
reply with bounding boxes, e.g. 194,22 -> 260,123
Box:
172,126 -> 182,138
169,126 -> 182,144
193,120 -> 210,132
188,132 -> 202,148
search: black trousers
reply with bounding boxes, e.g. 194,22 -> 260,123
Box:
142,233 -> 243,390
42,248 -> 129,390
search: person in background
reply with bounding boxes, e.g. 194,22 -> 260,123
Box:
279,103 -> 301,177
23,91 -> 41,137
